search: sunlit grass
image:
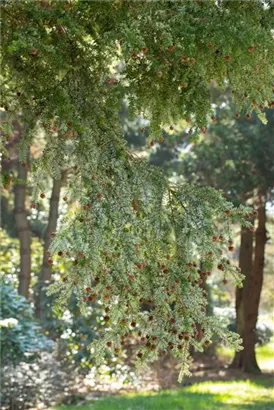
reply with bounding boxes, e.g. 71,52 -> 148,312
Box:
54,378 -> 274,410
217,340 -> 274,371
188,379 -> 274,406
54,341 -> 274,410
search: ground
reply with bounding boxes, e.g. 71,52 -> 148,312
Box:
53,377 -> 274,410
52,342 -> 274,410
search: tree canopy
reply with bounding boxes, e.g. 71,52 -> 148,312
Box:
181,96 -> 274,204
1,0 -> 274,379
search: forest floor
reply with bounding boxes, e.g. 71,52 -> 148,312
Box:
51,342 -> 274,410
52,376 -> 274,410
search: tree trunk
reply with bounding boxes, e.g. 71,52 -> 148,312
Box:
242,203 -> 267,372
231,203 -> 267,372
13,123 -> 32,299
36,177 -> 63,318
230,226 -> 253,369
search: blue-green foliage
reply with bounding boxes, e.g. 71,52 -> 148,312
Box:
0,282 -> 52,365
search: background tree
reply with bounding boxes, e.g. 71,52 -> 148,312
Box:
180,100 -> 274,372
13,122 -> 32,299
36,174 -> 66,319
1,118 -> 32,299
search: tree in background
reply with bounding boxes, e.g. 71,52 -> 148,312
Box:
1,119 -> 102,359
1,1 -> 274,379
1,118 -> 32,299
181,101 -> 274,372
13,122 -> 32,299
1,117 -> 67,306
36,173 -> 66,319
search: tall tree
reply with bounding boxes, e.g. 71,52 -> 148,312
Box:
231,226 -> 254,369
231,201 -> 267,372
14,163 -> 31,299
36,175 -> 64,319
1,1 -> 274,378
12,121 -> 32,299
181,105 -> 274,372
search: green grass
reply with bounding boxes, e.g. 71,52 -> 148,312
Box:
55,378 -> 274,410
54,342 -> 274,410
217,340 -> 274,371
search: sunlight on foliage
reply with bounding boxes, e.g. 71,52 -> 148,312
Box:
1,0 -> 274,378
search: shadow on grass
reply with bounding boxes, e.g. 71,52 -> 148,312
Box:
244,375 -> 274,389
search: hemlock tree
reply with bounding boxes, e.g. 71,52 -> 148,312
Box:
181,103 -> 274,372
1,1 -> 274,379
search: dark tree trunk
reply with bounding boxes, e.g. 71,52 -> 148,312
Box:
242,203 -> 267,372
36,176 -> 63,318
13,122 -> 32,299
231,203 -> 267,372
230,226 -> 253,369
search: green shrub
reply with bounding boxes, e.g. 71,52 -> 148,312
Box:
0,282 -> 52,365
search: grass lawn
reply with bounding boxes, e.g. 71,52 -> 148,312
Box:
55,378 -> 274,410
54,341 -> 274,410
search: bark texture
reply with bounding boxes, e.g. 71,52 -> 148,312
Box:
13,122 -> 32,299
36,177 -> 63,318
231,203 -> 267,372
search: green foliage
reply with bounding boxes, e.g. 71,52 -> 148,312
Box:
42,293 -> 99,368
121,100 -> 147,148
53,378 -> 274,410
48,182 -> 250,379
0,229 -> 20,287
0,282 -> 52,365
1,194 -> 18,239
1,229 -> 101,372
0,228 -> 43,288
1,1 -> 274,147
181,103 -> 274,204
1,1 -> 273,378
0,227 -> 98,367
